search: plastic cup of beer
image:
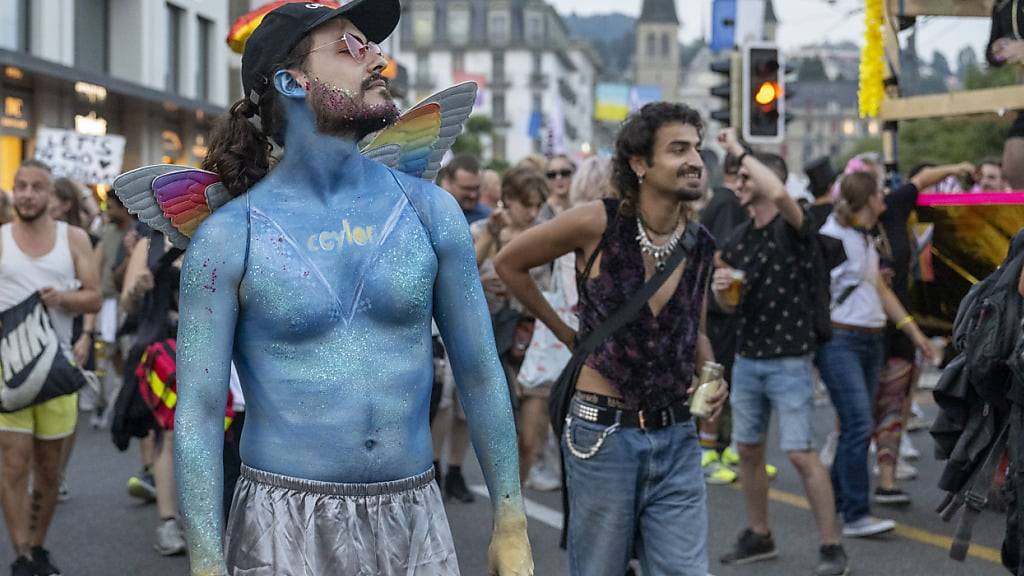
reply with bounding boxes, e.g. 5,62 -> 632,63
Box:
722,269 -> 746,307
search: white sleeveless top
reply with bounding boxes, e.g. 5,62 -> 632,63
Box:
0,222 -> 77,353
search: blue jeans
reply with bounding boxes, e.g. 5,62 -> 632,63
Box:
816,328 -> 885,523
562,415 -> 707,576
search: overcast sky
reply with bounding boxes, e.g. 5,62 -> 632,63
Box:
557,0 -> 991,66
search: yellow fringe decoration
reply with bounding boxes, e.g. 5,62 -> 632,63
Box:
859,0 -> 885,117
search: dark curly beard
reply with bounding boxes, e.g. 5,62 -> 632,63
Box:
307,76 -> 400,141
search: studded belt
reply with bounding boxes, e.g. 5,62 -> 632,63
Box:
570,392 -> 691,431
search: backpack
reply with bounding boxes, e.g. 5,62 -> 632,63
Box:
136,339 -> 234,432
931,234 -> 1024,564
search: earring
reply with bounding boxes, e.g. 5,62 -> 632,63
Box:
638,173 -> 645,184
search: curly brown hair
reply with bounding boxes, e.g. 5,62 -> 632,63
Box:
612,102 -> 704,215
202,36 -> 312,198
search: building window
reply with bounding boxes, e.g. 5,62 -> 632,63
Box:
647,33 -> 656,57
662,33 -> 671,58
452,50 -> 465,73
0,0 -> 29,51
489,10 -> 509,46
492,51 -> 505,83
532,51 -> 542,73
74,0 -> 109,72
413,4 -> 435,47
166,3 -> 185,94
493,94 -> 506,122
492,135 -> 506,161
197,16 -> 213,101
448,4 -> 470,46
532,93 -> 542,113
415,51 -> 431,86
525,9 -> 544,44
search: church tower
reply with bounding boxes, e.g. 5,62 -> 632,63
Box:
634,0 -> 681,101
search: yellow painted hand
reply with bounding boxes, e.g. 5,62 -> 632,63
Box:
487,517 -> 534,576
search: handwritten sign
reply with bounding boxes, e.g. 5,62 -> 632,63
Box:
34,127 -> 126,185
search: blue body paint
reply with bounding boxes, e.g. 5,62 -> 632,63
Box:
174,76 -> 523,574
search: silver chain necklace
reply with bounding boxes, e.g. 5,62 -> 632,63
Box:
636,213 -> 685,270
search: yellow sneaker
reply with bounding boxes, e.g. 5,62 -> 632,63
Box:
721,447 -> 778,481
722,446 -> 740,468
702,450 -> 738,485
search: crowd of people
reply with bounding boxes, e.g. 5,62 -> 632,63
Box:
0,106 -> 1012,576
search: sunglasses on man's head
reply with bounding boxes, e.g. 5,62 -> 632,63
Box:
546,169 -> 574,179
303,34 -> 382,63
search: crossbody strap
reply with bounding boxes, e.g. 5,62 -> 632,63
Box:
571,222 -> 700,360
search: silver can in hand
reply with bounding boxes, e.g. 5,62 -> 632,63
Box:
690,361 -> 724,419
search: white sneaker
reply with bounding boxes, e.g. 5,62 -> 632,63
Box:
900,434 -> 920,460
525,466 -> 561,492
842,515 -> 896,537
819,431 -> 838,467
872,459 -> 918,481
896,459 -> 918,481
57,479 -> 70,503
154,518 -> 186,556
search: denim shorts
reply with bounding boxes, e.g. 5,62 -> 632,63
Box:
730,354 -> 816,452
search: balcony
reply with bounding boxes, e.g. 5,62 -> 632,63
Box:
490,74 -> 512,90
529,73 -> 548,89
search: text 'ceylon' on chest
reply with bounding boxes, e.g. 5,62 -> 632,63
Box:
306,220 -> 376,253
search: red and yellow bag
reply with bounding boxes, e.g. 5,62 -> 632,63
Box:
136,339 -> 234,431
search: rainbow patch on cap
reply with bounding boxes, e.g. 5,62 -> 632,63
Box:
226,0 -> 341,54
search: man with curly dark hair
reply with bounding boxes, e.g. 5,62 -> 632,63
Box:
496,102 -> 727,576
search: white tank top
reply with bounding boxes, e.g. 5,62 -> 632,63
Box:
0,222 -> 77,352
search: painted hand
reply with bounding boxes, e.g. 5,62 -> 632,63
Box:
487,516 -> 534,576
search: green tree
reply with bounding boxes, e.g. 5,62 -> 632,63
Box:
931,51 -> 952,79
452,115 -> 495,158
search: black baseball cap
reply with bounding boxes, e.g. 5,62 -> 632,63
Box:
241,0 -> 400,105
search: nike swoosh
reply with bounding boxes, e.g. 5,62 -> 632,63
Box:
1,323 -> 58,411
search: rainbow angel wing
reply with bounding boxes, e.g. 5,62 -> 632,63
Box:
113,165 -> 233,249
360,82 -> 477,181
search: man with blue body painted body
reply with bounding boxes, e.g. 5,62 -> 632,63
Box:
172,2 -> 532,574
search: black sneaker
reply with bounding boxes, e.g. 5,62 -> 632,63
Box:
874,487 -> 912,506
10,557 -> 33,576
720,528 -> 778,565
444,468 -> 475,503
29,547 -> 61,576
816,543 -> 850,576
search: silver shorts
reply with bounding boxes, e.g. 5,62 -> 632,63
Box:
226,465 -> 460,576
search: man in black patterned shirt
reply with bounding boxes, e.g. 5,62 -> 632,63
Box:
712,128 -> 847,576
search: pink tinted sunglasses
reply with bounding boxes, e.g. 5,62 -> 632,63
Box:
303,34 -> 382,62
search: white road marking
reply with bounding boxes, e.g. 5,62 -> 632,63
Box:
468,484 -> 717,576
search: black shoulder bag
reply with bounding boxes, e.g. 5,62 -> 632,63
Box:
549,221 -> 699,548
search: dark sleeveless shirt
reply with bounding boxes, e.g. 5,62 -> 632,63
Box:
578,198 -> 716,410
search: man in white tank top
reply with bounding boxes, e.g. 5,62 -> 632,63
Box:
0,160 -> 100,576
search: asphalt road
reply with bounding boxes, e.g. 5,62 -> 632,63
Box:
0,386 -> 1011,576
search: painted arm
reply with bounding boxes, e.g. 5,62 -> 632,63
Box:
428,190 -> 533,576
174,207 -> 247,576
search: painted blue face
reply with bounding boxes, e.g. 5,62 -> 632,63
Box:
173,73 -> 524,573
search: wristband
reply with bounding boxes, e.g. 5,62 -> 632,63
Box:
737,152 -> 749,166
895,315 -> 914,330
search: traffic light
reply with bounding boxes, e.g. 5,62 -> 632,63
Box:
742,43 -> 785,144
709,51 -> 741,127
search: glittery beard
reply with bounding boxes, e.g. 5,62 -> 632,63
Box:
307,77 -> 401,140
